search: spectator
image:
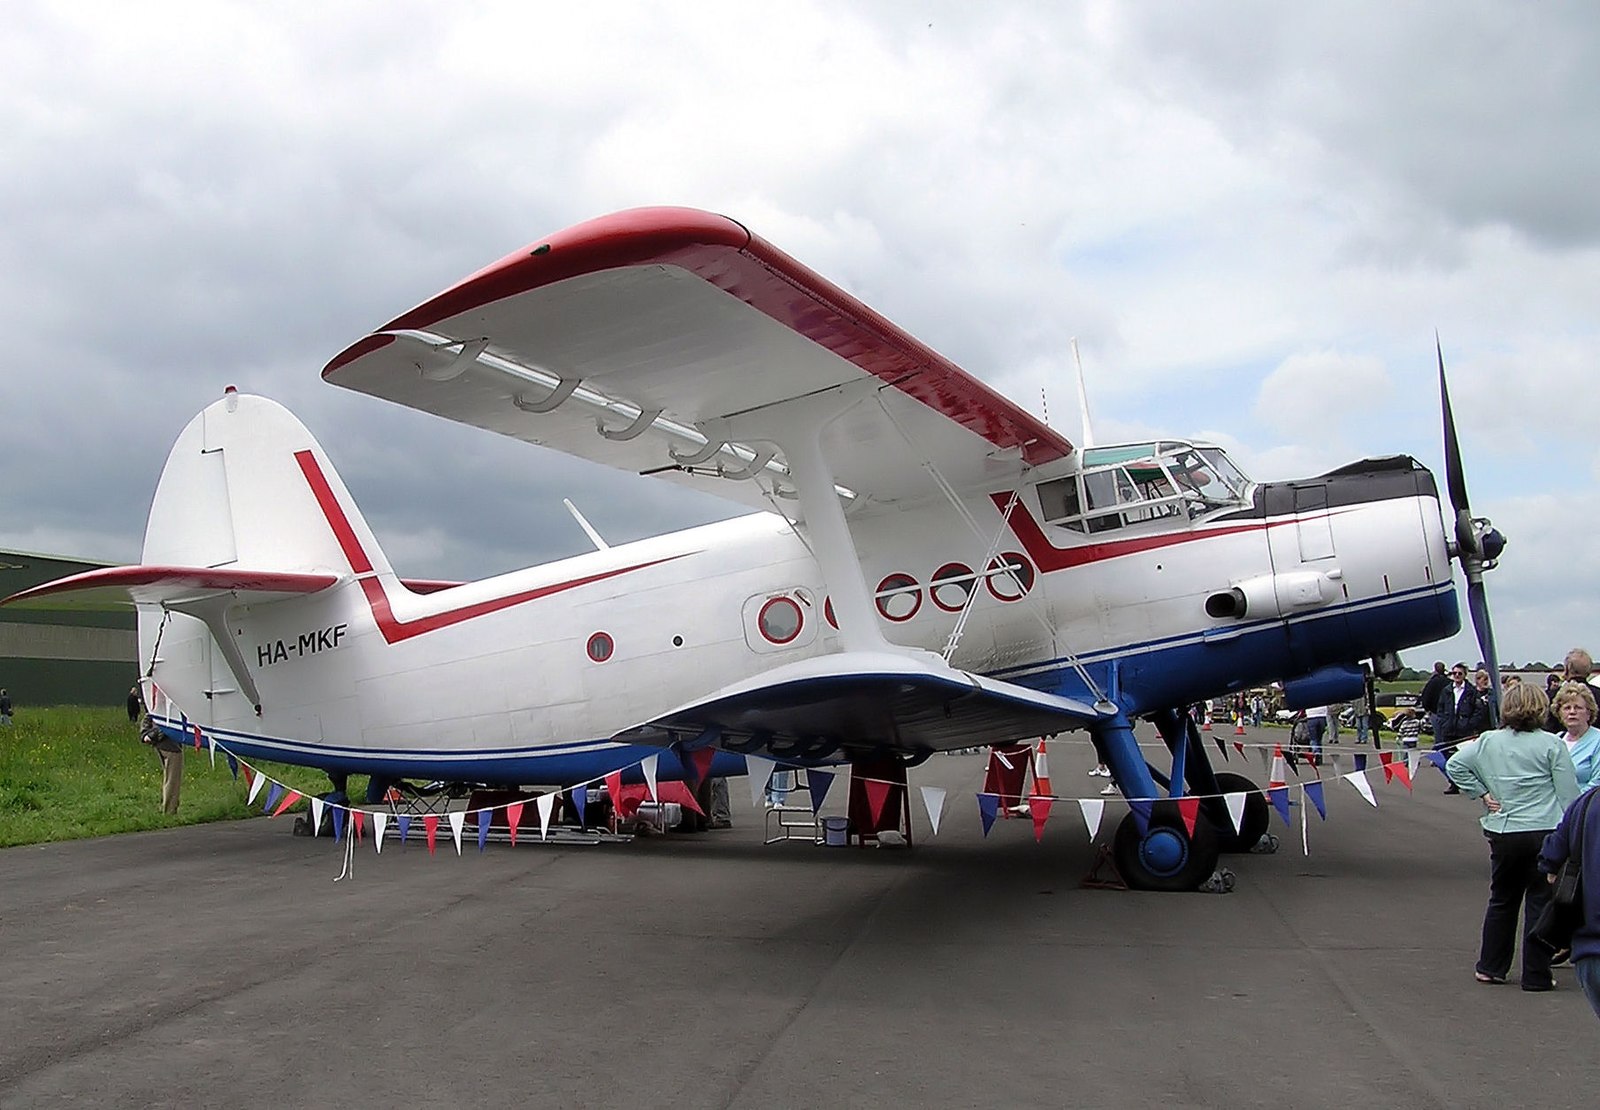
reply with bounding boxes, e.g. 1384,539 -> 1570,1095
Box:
139,712 -> 184,815
1302,704 -> 1330,761
126,683 -> 144,723
1551,682 -> 1600,791
1446,682 -> 1579,991
1437,663 -> 1488,794
1545,649 -> 1600,732
1394,708 -> 1423,749
1418,661 -> 1450,727
1539,786 -> 1600,1021
0,688 -> 11,727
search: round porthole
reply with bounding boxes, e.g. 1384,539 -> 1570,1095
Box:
875,573 -> 921,622
757,596 -> 804,644
930,562 -> 975,612
985,552 -> 1036,601
586,631 -> 614,663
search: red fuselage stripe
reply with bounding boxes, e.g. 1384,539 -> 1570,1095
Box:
993,493 -> 1275,572
294,449 -> 684,644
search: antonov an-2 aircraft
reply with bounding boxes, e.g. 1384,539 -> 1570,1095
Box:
4,207 -> 1505,890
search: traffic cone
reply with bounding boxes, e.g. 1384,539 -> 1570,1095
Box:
1032,737 -> 1053,799
1234,714 -> 1247,736
1201,714 -> 1212,732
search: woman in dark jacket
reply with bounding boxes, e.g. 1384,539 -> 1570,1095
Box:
1540,786 -> 1600,1020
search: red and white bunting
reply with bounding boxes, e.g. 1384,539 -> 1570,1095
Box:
246,767 -> 267,806
1344,769 -> 1378,807
372,811 -> 389,852
310,797 -> 325,836
447,811 -> 466,855
536,793 -> 556,840
1224,792 -> 1247,835
920,785 -> 947,836
743,755 -> 774,810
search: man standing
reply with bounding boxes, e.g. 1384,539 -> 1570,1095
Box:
140,713 -> 183,815
1417,661 -> 1450,729
1435,663 -> 1486,794
1303,704 -> 1330,761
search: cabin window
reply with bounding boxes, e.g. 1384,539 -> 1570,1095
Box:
930,562 -> 976,612
875,573 -> 922,622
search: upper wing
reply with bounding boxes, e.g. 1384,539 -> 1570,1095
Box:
1,565 -> 340,610
322,208 -> 1072,515
612,649 -> 1106,757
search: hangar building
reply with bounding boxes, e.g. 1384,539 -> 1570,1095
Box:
0,550 -> 135,707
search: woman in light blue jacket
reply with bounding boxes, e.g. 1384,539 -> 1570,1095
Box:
1552,682 -> 1600,790
1447,682 -> 1580,991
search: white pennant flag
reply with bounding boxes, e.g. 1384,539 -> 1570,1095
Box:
246,768 -> 267,806
641,754 -> 659,801
1077,797 -> 1105,840
744,755 -> 775,810
1224,792 -> 1248,835
207,731 -> 216,768
310,797 -> 325,837
1408,748 -> 1420,779
920,786 -> 947,836
372,811 -> 389,853
1301,792 -> 1310,855
537,792 -> 556,840
448,810 -> 466,855
1344,769 -> 1378,807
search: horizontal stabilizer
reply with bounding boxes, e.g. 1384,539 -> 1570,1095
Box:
1,565 -> 341,611
613,650 -> 1107,758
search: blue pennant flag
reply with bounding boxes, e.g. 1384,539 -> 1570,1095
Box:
1127,798 -> 1152,836
1305,780 -> 1327,820
397,815 -> 411,845
570,788 -> 587,825
808,769 -> 835,813
1354,753 -> 1368,772
977,793 -> 1000,836
1268,785 -> 1292,826
264,783 -> 283,813
331,806 -> 346,843
477,810 -> 491,852
225,751 -> 239,779
1425,751 -> 1449,774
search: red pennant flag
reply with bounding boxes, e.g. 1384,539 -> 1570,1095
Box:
1391,757 -> 1413,791
192,724 -> 203,751
424,814 -> 439,855
270,789 -> 302,817
352,810 -> 365,840
241,765 -> 255,788
604,772 -> 624,815
863,779 -> 890,828
1029,796 -> 1053,842
687,747 -> 715,787
1176,796 -> 1200,837
1233,741 -> 1246,756
1379,751 -> 1396,783
506,802 -> 524,846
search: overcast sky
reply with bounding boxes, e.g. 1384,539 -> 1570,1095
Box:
3,1 -> 1595,668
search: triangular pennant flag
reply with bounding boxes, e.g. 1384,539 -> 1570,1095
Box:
1354,752 -> 1369,773
270,789 -> 302,818
1077,797 -> 1105,840
1233,740 -> 1246,757
569,788 -> 586,826
1176,796 -> 1200,837
744,755 -> 775,810
1224,792 -> 1248,835
192,724 -> 203,751
807,769 -> 834,813
397,814 -> 411,844
1301,791 -> 1310,855
264,783 -> 284,813
1379,751 -> 1396,783
1344,769 -> 1378,807
506,801 -> 524,846
641,754 -> 659,801
373,811 -> 389,853
604,771 -> 624,816
1408,748 -> 1420,781
537,792 -> 556,840
226,751 -> 239,779
683,747 -> 716,788
1304,780 -> 1327,820
423,814 -> 438,855
1029,796 -> 1054,842
1213,735 -> 1228,761
310,797 -> 325,837
447,810 -> 466,855
1268,785 -> 1292,826
477,810 -> 491,852
863,779 -> 890,828
352,809 -> 364,841
1127,798 -> 1152,836
207,730 -> 215,768
1425,750 -> 1449,774
920,786 -> 946,836
246,767 -> 266,806
977,793 -> 1000,836
331,806 -> 346,843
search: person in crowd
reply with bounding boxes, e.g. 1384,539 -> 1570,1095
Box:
126,683 -> 144,723
1437,663 -> 1488,794
139,712 -> 184,815
1545,648 -> 1600,731
1418,661 -> 1450,730
1302,704 -> 1330,761
1548,671 -> 1565,704
0,688 -> 11,726
1446,687 -> 1580,991
1539,783 -> 1600,1021
1551,682 -> 1600,791
1447,682 -> 1579,991
1393,707 -> 1423,749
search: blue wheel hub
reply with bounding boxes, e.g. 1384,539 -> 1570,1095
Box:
1140,827 -> 1189,876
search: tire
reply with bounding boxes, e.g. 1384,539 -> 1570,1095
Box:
1112,801 -> 1222,892
1208,771 -> 1270,854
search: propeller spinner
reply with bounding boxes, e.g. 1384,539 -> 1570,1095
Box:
1438,338 -> 1507,723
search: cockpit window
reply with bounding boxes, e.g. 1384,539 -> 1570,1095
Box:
1036,441 -> 1253,534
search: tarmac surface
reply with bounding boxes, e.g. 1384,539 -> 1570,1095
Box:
3,731 -> 1597,1108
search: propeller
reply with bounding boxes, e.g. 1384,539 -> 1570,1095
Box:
1438,337 -> 1507,723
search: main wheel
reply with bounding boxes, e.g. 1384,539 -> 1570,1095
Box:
1208,771 -> 1270,854
1112,801 -> 1222,892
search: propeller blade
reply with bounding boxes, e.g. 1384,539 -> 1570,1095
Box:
1437,338 -> 1476,552
1466,581 -> 1502,727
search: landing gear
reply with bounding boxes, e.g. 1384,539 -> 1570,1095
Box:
1210,771 -> 1269,854
1112,802 -> 1222,892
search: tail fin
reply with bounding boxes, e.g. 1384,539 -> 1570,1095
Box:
143,389 -> 391,579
